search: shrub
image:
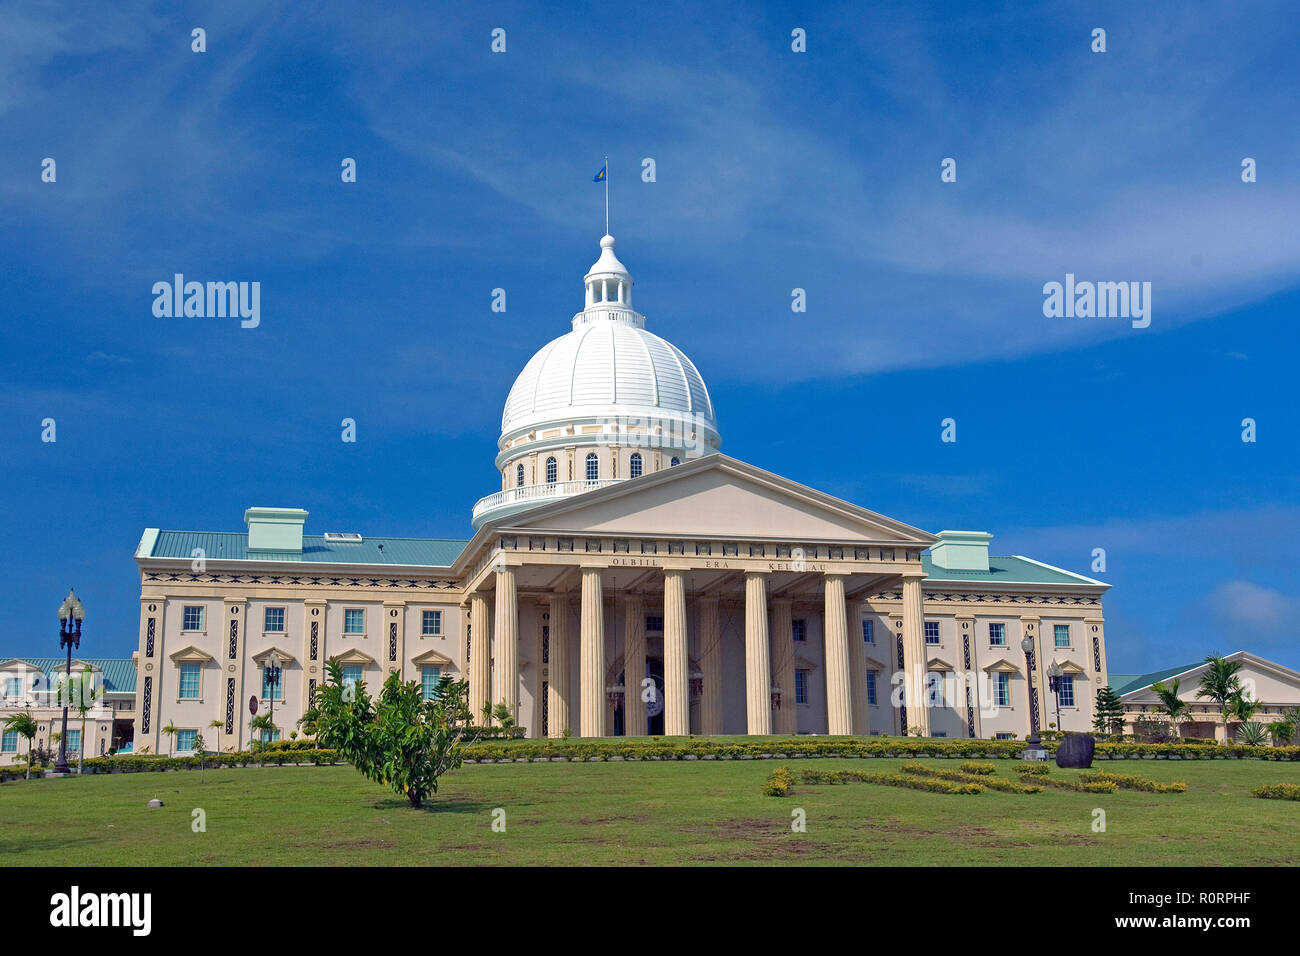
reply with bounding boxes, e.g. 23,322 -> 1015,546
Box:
902,762 -> 1042,794
762,765 -> 796,797
1014,762 -> 1050,775
1252,783 -> 1300,801
1021,773 -> 1117,793
1080,771 -> 1186,793
959,761 -> 996,775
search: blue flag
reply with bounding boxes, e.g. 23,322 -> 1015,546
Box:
593,164 -> 606,183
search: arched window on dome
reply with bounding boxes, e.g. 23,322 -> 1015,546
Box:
671,457 -> 681,467
585,453 -> 599,483
629,452 -> 642,479
516,464 -> 525,488
545,457 -> 557,484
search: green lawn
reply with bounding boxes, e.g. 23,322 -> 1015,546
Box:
3,758 -> 1298,865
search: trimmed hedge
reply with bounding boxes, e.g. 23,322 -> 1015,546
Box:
76,750 -> 342,773
762,766 -> 796,796
959,761 -> 997,775
902,762 -> 1042,794
1080,771 -> 1187,793
1021,773 -> 1118,794
1015,763 -> 1050,776
1251,783 -> 1300,801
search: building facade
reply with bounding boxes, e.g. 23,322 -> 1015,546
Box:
130,233 -> 1112,753
0,657 -> 137,764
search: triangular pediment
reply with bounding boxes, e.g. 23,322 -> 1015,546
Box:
328,648 -> 375,666
411,649 -> 456,669
493,454 -> 934,545
168,645 -> 214,663
982,658 -> 1022,674
252,646 -> 296,667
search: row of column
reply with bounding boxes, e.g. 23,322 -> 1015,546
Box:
468,567 -> 927,738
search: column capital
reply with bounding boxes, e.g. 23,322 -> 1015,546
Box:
744,569 -> 769,581
901,572 -> 927,583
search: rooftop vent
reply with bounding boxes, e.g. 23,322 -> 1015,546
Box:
324,533 -> 363,543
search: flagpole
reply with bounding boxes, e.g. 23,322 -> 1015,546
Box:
604,154 -> 609,235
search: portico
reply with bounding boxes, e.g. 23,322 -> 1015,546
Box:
458,454 -> 935,738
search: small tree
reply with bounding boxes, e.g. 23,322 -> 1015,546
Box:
161,722 -> 178,756
1196,655 -> 1244,738
4,711 -> 38,779
250,714 -> 278,748
208,719 -> 224,754
303,658 -> 475,808
1150,678 -> 1189,738
1092,685 -> 1125,736
70,665 -> 96,773
492,702 -> 516,730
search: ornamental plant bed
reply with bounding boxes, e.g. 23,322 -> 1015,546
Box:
901,762 -> 1042,794
1252,783 -> 1300,800
1080,771 -> 1187,793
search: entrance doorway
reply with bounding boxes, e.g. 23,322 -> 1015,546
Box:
615,658 -> 665,736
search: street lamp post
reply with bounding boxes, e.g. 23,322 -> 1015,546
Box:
1046,660 -> 1064,734
265,653 -> 282,745
1020,634 -> 1048,762
53,589 -> 86,775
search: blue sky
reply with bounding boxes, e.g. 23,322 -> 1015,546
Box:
1,1 -> 1297,673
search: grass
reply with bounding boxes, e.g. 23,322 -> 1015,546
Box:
2,758 -> 1298,865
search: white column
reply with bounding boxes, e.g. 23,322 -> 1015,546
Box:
849,600 -> 870,735
902,574 -> 930,736
579,569 -> 605,737
623,592 -> 646,736
823,575 -> 853,736
547,592 -> 570,737
699,594 -> 723,735
663,570 -> 690,737
770,598 -> 797,735
469,592 -> 491,724
744,571 -> 772,736
493,567 -> 518,723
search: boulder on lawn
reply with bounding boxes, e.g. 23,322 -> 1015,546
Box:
1055,733 -> 1095,769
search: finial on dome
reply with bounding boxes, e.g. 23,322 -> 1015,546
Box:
583,232 -> 633,312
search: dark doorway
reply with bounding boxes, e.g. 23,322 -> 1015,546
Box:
616,658 -> 666,736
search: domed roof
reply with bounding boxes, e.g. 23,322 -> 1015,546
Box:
499,234 -> 719,441
502,320 -> 717,435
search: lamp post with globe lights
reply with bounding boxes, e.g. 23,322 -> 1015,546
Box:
1020,633 -> 1048,762
53,589 -> 86,775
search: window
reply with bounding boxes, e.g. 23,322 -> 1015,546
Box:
670,457 -> 680,467
182,605 -> 204,631
516,464 -> 525,487
585,453 -> 599,481
178,662 -> 201,699
926,671 -> 944,705
641,540 -> 657,555
645,615 -> 664,632
422,610 -> 442,636
989,622 -> 1006,646
3,676 -> 20,697
261,667 -> 283,701
421,666 -> 442,701
995,732 -> 1015,740
862,619 -> 874,644
792,619 -> 806,643
2,730 -> 17,752
62,729 -> 81,753
342,664 -> 363,693
344,609 -> 365,634
264,607 -> 285,632
994,672 -> 1011,707
1054,623 -> 1070,648
866,672 -> 877,706
175,729 -> 196,752
1058,675 -> 1075,707
924,621 -> 940,645
546,456 -> 557,483
630,452 -> 642,478
795,669 -> 809,705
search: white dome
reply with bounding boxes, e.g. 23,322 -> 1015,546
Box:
502,320 -> 717,436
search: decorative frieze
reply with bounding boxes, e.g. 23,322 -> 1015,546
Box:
143,570 -> 458,590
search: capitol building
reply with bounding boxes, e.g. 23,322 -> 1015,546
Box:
129,232 -> 1111,753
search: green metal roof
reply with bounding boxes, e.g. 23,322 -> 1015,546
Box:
1111,664 -> 1198,696
10,658 -> 137,694
148,531 -> 469,568
921,554 -> 1104,587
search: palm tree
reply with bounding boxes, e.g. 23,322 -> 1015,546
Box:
1228,693 -> 1260,724
1150,678 -> 1189,738
1266,708 -> 1299,746
249,714 -> 277,747
1196,655 -> 1243,740
161,722 -> 178,756
208,719 -> 224,754
4,711 -> 38,779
